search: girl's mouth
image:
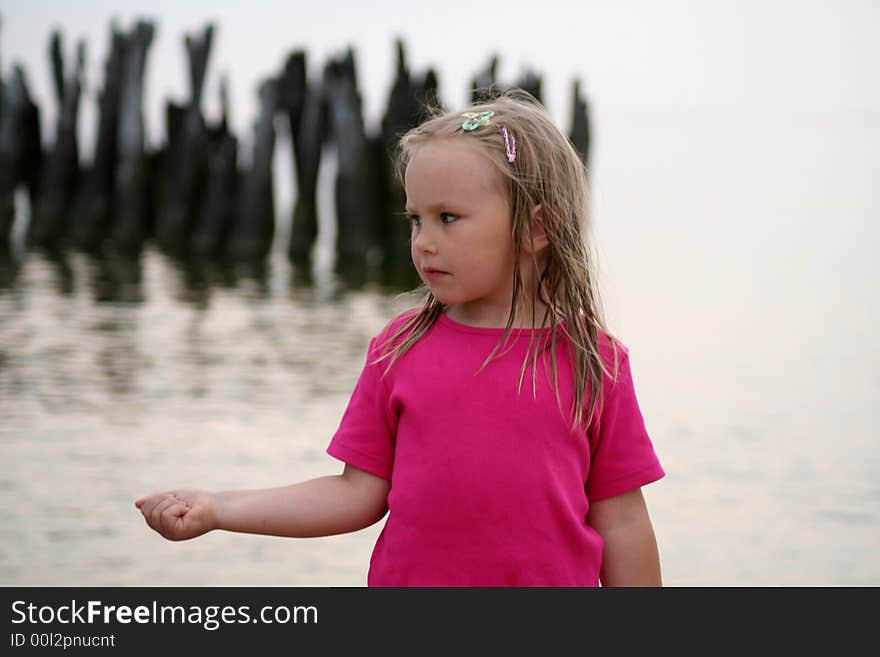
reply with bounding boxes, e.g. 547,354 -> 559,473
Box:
422,267 -> 449,281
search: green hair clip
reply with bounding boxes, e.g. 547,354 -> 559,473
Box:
461,111 -> 496,131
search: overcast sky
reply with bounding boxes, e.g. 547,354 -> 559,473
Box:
2,0 -> 877,147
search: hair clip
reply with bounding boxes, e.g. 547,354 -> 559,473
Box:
461,111 -> 495,131
502,127 -> 517,163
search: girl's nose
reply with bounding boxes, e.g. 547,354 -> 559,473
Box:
413,224 -> 438,254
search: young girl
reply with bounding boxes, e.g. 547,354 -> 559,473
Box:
136,90 -> 665,587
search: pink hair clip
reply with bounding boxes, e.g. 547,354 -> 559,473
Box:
502,126 -> 517,163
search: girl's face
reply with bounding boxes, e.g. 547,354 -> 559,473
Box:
404,137 -> 519,328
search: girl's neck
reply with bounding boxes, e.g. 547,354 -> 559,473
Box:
444,298 -> 551,330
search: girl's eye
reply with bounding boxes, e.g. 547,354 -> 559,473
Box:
404,212 -> 457,227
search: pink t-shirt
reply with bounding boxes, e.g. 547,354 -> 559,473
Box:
327,311 -> 664,586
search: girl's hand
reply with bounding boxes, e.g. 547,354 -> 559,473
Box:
135,490 -> 217,541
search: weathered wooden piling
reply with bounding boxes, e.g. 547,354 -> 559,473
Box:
155,24 -> 213,256
226,77 -> 277,262
112,20 -> 155,253
279,50 -> 327,269
324,49 -> 379,279
0,65 -> 43,253
191,76 -> 239,260
375,39 -> 439,281
515,69 -> 543,104
569,79 -> 591,169
70,22 -> 125,252
28,31 -> 84,247
470,55 -> 499,103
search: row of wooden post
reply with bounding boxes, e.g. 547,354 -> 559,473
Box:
0,18 -> 591,287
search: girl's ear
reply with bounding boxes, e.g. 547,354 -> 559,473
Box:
524,204 -> 549,255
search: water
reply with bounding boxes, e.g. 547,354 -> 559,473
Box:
1,107 -> 878,586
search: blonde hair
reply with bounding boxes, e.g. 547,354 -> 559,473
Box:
377,88 -> 619,432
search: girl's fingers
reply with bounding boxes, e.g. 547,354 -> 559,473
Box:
136,490 -> 201,540
138,492 -> 175,517
149,496 -> 179,534
137,494 -> 164,519
159,502 -> 190,539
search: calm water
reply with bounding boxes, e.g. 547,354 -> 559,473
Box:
1,108 -> 878,586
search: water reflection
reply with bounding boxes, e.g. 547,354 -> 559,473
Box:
1,190 -> 877,586
88,251 -> 145,304
0,244 -> 422,307
0,245 -> 421,585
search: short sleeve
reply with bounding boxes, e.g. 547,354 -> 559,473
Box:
326,338 -> 397,481
585,348 -> 664,501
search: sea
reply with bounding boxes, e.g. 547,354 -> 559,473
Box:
1,106 -> 877,586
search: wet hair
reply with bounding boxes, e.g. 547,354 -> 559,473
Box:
377,88 -> 619,431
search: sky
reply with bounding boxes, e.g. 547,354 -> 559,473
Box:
2,0 -> 878,151
1,2 -> 878,588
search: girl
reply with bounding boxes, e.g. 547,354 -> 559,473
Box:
136,90 -> 665,586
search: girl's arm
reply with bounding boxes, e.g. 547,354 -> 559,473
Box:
586,487 -> 662,587
135,464 -> 390,542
